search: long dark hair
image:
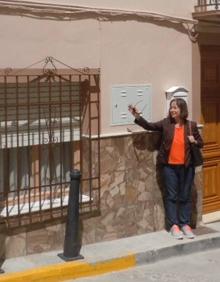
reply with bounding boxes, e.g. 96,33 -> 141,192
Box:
168,98 -> 188,121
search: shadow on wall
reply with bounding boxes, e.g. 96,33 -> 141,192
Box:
131,131 -> 166,231
130,131 -> 161,161
0,7 -> 190,37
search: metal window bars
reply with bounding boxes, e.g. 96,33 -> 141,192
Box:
197,0 -> 219,10
0,67 -> 100,228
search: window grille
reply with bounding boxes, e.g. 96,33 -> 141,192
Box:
0,68 -> 100,228
196,0 -> 219,10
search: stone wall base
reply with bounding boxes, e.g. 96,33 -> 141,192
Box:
1,133 -> 203,258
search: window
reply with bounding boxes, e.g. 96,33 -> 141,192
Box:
0,69 -> 100,228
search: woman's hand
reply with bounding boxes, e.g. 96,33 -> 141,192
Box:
188,135 -> 197,144
128,104 -> 141,119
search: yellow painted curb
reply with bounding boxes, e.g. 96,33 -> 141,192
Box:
0,254 -> 136,282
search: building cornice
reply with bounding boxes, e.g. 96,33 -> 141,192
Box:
0,0 -> 197,25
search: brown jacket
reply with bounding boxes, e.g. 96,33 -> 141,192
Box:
135,116 -> 203,166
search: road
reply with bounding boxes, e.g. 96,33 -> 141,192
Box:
67,248 -> 220,282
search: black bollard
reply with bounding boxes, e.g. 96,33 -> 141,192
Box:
58,169 -> 84,261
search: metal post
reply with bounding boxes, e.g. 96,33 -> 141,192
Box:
58,169 -> 84,261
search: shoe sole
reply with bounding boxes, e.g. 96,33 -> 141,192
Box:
170,233 -> 183,240
184,235 -> 195,239
173,236 -> 183,240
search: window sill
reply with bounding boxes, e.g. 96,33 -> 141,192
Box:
0,194 -> 90,217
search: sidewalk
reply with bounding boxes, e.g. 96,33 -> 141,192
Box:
1,222 -> 220,282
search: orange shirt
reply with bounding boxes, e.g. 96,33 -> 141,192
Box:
168,126 -> 185,165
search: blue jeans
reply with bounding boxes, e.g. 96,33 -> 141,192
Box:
162,164 -> 195,228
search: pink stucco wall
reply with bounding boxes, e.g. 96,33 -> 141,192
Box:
0,0 -> 197,133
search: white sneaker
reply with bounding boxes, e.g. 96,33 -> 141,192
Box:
170,224 -> 183,240
181,225 -> 195,239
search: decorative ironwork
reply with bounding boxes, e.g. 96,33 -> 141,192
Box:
183,23 -> 199,43
197,0 -> 220,10
0,63 -> 100,229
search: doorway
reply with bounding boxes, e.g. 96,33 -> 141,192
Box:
201,45 -> 220,213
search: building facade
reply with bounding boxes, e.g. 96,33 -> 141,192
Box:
0,0 -> 219,258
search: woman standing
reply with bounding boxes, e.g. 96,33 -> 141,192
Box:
128,98 -> 203,239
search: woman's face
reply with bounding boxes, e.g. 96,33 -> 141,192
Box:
169,101 -> 181,120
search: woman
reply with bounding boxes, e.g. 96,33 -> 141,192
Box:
128,98 -> 203,239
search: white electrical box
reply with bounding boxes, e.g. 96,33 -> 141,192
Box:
111,85 -> 152,125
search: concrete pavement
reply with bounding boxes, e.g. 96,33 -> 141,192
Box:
69,248 -> 220,282
1,222 -> 220,281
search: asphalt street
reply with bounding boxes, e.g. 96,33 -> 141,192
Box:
67,248 -> 220,282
